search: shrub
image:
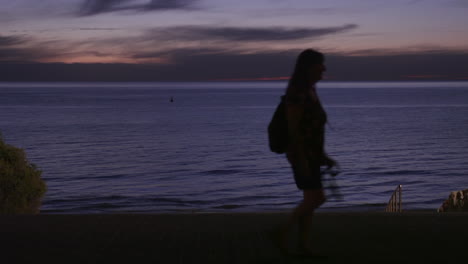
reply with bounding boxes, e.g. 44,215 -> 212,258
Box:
0,135 -> 46,214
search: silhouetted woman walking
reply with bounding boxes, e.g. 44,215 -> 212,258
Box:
278,49 -> 337,255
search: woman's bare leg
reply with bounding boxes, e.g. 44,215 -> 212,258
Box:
298,189 -> 326,250
280,188 -> 326,252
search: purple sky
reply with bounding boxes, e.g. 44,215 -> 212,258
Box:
1,0 -> 468,81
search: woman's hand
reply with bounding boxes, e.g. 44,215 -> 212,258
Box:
322,155 -> 341,177
323,155 -> 338,169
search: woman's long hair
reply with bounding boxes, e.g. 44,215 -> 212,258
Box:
286,49 -> 324,97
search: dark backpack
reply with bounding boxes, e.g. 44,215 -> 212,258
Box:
268,96 -> 288,154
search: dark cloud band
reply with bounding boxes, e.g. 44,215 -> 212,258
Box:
78,27 -> 120,31
2,48 -> 468,81
0,35 -> 26,46
147,24 -> 358,42
78,0 -> 197,16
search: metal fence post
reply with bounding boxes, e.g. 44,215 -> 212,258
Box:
398,185 -> 402,213
385,185 -> 403,213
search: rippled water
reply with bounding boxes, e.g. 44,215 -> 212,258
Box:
1,82 -> 467,213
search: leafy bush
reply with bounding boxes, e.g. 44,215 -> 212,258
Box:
0,135 -> 46,214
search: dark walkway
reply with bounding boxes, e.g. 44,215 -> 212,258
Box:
1,212 -> 466,263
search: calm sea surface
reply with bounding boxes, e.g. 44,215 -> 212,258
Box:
1,81 -> 467,213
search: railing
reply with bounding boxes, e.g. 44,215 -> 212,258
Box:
385,185 -> 402,213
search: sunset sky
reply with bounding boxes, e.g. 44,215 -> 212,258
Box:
1,0 -> 468,81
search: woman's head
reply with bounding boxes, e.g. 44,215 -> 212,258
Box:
287,49 -> 326,95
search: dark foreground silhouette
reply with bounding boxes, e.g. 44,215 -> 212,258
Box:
1,212 -> 466,264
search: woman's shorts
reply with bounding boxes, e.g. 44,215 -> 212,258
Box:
287,156 -> 322,190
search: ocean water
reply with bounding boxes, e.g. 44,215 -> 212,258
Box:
1,81 -> 467,213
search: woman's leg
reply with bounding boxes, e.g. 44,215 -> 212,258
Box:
280,188 -> 326,250
298,189 -> 326,250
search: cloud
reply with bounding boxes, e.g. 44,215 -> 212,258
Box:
0,35 -> 68,63
81,24 -> 359,63
142,0 -> 196,10
131,47 -> 227,60
78,0 -> 132,15
324,51 -> 468,81
0,35 -> 26,46
336,46 -> 468,57
118,24 -> 358,63
2,50 -> 468,81
238,6 -> 369,18
78,0 -> 197,16
146,24 -> 358,42
0,46 -> 52,62
2,27 -> 467,82
0,24 -> 358,64
77,27 -> 120,31
0,35 -> 49,62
